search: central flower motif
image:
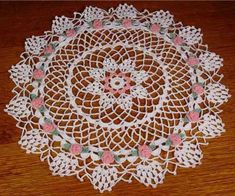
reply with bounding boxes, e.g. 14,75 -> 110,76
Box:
85,58 -> 149,109
104,72 -> 131,95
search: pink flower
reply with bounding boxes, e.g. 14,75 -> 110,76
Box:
70,144 -> 83,155
186,57 -> 200,67
150,23 -> 161,33
31,97 -> 44,109
186,111 -> 200,122
43,45 -> 54,55
33,69 -> 44,80
169,134 -> 182,146
101,150 -> 114,164
173,36 -> 184,46
92,19 -> 103,29
138,144 -> 152,158
122,19 -> 132,28
42,122 -> 56,133
192,83 -> 204,95
65,29 -> 76,37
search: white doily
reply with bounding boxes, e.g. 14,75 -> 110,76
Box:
5,4 -> 231,192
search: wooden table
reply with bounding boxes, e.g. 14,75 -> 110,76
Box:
0,2 -> 234,195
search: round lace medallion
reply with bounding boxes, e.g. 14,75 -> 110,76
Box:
5,4 -> 230,192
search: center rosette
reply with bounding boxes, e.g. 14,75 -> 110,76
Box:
104,72 -> 131,95
86,58 -> 149,110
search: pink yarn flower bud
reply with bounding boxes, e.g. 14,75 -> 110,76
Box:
65,29 -> 77,37
192,83 -> 204,95
186,57 -> 200,67
169,134 -> 182,146
92,19 -> 103,29
150,23 -> 161,33
138,144 -> 152,158
101,150 -> 114,164
122,19 -> 132,28
43,44 -> 54,55
186,111 -> 200,122
31,97 -> 44,109
42,122 -> 56,133
33,69 -> 44,80
70,144 -> 83,155
173,36 -> 184,46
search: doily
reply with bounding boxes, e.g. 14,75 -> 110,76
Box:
5,4 -> 231,192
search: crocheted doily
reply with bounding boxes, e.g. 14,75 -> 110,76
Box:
5,4 -> 230,192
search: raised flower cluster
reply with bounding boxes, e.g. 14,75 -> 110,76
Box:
31,94 -> 58,135
31,61 -> 59,135
184,109 -> 201,123
62,132 -> 185,165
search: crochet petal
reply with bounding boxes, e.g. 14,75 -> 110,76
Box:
131,85 -> 148,98
91,166 -> 118,192
86,81 -> 103,95
103,58 -> 119,72
131,70 -> 149,84
89,68 -> 105,81
175,141 -> 202,168
117,94 -> 132,110
99,93 -> 116,109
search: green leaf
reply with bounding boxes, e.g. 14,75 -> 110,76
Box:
192,92 -> 198,99
179,133 -> 185,139
198,82 -> 204,87
102,20 -> 109,25
168,33 -> 175,39
116,19 -> 122,23
44,118 -> 51,123
149,144 -> 156,151
132,20 -> 139,26
40,63 -> 45,70
87,21 -> 92,27
51,42 -> 59,48
36,79 -> 42,83
183,117 -> 189,123
43,53 -> 51,57
165,140 -> 172,146
195,108 -> 201,113
30,94 -> 37,100
145,23 -> 150,29
160,27 -> 166,34
39,106 -> 45,114
131,149 -> 138,156
60,33 -> 66,37
63,143 -> 71,150
82,146 -> 89,153
38,106 -> 45,113
74,26 -> 80,31
114,155 -> 120,162
97,151 -> 103,157
52,130 -> 59,136
114,20 -> 122,26
192,65 -> 198,70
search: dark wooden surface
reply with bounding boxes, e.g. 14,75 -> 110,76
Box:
0,2 -> 235,196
